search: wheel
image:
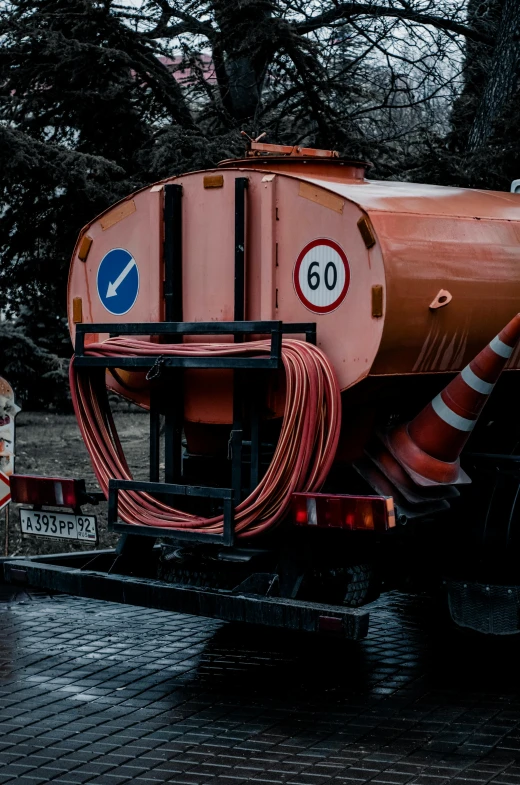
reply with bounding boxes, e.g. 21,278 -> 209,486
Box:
342,564 -> 376,607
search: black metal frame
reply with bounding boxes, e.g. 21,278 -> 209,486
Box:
163,184 -> 183,323
108,479 -> 235,546
74,321 -> 316,368
74,320 -> 315,547
234,177 -> 248,323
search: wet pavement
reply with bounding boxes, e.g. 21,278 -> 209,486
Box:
0,589 -> 520,785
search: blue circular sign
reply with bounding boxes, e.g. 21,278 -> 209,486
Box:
97,248 -> 139,316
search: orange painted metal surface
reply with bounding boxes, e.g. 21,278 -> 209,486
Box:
67,154 -> 520,424
308,177 -> 520,376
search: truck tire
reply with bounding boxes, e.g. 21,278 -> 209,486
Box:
342,564 -> 377,607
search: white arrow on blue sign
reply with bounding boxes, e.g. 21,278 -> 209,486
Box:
97,248 -> 139,315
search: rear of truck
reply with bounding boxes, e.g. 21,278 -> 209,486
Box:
6,142 -> 520,637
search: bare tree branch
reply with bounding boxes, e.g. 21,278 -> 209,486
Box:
294,3 -> 492,45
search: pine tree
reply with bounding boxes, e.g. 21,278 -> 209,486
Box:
3,0 -> 519,406
0,0 -> 193,325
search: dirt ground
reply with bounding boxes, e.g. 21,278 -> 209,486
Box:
6,407 -> 152,557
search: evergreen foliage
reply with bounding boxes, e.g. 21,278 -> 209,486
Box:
1,0 -> 519,406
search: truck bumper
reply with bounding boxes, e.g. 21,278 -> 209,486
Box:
1,552 -> 369,640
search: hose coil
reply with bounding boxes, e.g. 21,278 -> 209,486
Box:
70,337 -> 341,538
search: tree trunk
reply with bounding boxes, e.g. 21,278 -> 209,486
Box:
211,0 -> 274,125
467,0 -> 520,151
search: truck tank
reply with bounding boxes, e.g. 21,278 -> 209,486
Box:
67,143 -> 520,460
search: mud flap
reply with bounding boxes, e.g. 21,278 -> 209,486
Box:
446,580 -> 520,635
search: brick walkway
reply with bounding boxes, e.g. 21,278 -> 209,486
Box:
0,588 -> 520,785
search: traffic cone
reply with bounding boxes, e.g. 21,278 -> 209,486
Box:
382,314 -> 520,486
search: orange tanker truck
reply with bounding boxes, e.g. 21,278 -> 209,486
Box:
5,140 -> 520,638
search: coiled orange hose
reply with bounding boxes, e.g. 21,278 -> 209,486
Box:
70,337 -> 341,539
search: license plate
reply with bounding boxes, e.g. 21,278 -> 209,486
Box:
19,508 -> 97,543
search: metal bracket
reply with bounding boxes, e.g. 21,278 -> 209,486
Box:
75,320 -> 316,544
74,321 -> 285,370
107,478 -> 235,546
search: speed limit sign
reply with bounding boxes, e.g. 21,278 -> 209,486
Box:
293,238 -> 350,314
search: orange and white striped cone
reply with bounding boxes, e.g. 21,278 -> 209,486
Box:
382,314 -> 520,486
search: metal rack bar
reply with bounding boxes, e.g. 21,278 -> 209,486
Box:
74,321 -> 288,369
234,178 -> 248,323
249,382 -> 260,491
231,179 -> 248,490
75,356 -> 280,369
76,321 -> 286,336
163,184 -> 183,323
165,369 -> 183,484
281,323 -> 317,345
107,479 -> 235,546
231,371 -> 244,504
149,385 -> 160,482
162,187 -> 184,486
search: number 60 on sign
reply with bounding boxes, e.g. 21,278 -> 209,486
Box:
293,238 -> 350,314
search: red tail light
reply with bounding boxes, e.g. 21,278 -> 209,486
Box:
292,493 -> 395,531
10,475 -> 86,508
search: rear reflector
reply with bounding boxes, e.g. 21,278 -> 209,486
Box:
10,475 -> 86,508
318,615 -> 344,633
292,492 -> 395,531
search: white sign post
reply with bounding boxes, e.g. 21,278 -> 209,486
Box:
0,377 -> 21,554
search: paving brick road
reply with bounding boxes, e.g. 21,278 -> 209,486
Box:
0,587 -> 520,785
